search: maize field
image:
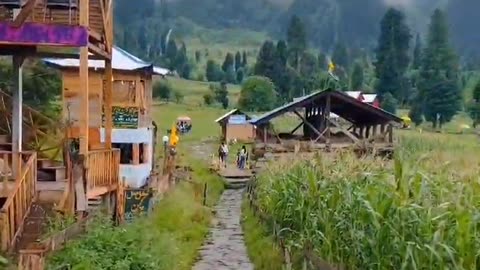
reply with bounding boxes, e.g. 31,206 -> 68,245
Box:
253,132 -> 480,269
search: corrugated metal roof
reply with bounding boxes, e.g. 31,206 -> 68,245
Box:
345,91 -> 362,99
363,94 -> 377,103
249,89 -> 402,126
43,46 -> 170,75
215,109 -> 240,123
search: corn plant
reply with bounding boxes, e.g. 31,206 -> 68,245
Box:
254,133 -> 480,270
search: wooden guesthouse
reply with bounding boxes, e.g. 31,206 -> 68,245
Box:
250,89 -> 402,157
0,0 -> 123,257
44,46 -> 167,188
215,109 -> 255,142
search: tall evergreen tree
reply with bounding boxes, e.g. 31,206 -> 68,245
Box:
276,40 -> 288,66
242,51 -> 248,67
222,53 -> 235,72
412,33 -> 422,69
206,60 -> 224,82
318,52 -> 327,70
286,15 -> 307,70
332,43 -> 349,70
374,8 -> 412,104
235,52 -> 242,71
418,9 -> 461,128
254,41 -> 277,80
166,39 -> 178,70
350,62 -> 364,90
468,79 -> 480,128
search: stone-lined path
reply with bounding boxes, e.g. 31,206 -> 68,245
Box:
192,177 -> 253,270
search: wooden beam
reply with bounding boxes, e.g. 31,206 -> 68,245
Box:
327,118 -> 359,143
293,110 -> 326,142
104,59 -> 113,148
388,124 -> 393,143
79,0 -> 89,155
132,144 -> 140,165
88,29 -> 103,42
99,0 -> 112,52
88,43 -> 110,60
290,122 -> 303,134
11,0 -> 37,28
11,56 -> 24,177
325,94 -> 331,145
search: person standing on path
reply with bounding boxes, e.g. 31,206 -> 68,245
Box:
218,142 -> 229,168
239,145 -> 247,169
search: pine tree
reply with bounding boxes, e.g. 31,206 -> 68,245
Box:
318,52 -> 327,70
242,51 -> 248,67
468,79 -> 480,128
412,33 -> 422,69
418,9 -> 461,129
350,62 -> 364,91
276,40 -> 288,67
222,53 -> 235,72
409,101 -> 424,126
206,60 -> 224,82
166,39 -> 178,70
287,15 -> 306,70
254,41 -> 277,80
381,93 -> 397,114
332,43 -> 349,70
234,52 -> 242,71
374,8 -> 412,104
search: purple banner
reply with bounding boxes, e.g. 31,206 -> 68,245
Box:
0,22 -> 88,47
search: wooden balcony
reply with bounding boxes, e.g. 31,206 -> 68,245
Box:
0,151 -> 37,251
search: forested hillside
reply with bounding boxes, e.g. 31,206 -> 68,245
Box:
113,0 -> 480,65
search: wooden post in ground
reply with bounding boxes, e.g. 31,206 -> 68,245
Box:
12,55 -> 24,178
104,59 -> 113,149
79,0 -> 89,157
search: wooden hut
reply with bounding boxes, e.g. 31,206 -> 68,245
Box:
44,46 -> 168,188
250,89 -> 402,156
215,109 -> 255,142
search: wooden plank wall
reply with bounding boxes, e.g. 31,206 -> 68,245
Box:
62,70 -> 153,144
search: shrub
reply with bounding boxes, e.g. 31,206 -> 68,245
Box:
153,80 -> 173,101
173,90 -> 184,104
203,93 -> 214,106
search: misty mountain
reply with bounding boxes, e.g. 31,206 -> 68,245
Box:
114,0 -> 480,61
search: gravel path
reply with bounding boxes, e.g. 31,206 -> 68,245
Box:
192,188 -> 253,270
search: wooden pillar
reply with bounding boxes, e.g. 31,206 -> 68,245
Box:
132,143 -> 140,165
263,126 -> 267,143
12,55 -> 24,177
388,124 -> 393,143
104,60 -> 113,148
325,95 -> 331,145
79,0 -> 89,155
366,126 -> 370,139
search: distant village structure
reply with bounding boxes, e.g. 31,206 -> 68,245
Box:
215,109 -> 255,142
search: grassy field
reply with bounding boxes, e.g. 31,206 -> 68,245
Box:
157,77 -> 242,106
251,129 -> 480,269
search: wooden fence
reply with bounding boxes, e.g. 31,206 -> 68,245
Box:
86,149 -> 120,196
0,152 -> 37,251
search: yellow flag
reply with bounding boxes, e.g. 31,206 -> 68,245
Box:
170,123 -> 179,146
328,61 -> 335,73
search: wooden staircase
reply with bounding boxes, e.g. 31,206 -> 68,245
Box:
0,90 -> 121,254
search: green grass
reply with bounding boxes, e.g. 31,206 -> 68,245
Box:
47,156 -> 224,270
159,77 -> 242,106
242,199 -> 285,270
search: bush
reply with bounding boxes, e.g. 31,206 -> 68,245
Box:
203,93 -> 214,105
238,76 -> 277,111
173,90 -> 184,104
153,80 -> 172,101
